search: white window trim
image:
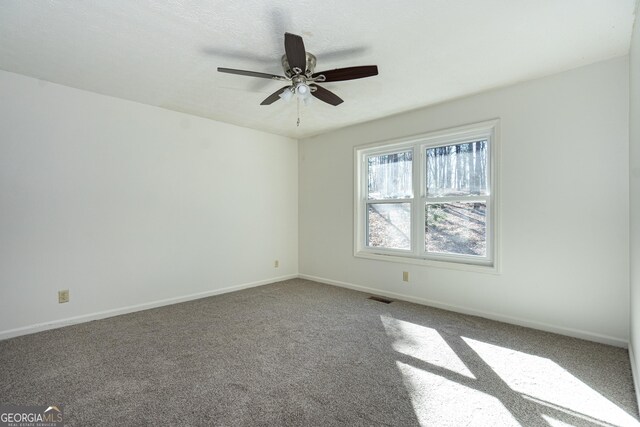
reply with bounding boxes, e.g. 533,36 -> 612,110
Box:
353,119 -> 501,274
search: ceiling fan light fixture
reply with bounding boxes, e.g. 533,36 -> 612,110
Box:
303,94 -> 313,106
296,82 -> 310,96
279,87 -> 294,102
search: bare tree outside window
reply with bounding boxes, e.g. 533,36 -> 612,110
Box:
365,151 -> 413,250
425,140 -> 488,256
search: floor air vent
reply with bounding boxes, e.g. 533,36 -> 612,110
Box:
368,296 -> 393,304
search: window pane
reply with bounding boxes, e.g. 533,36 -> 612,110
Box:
426,140 -> 488,197
425,202 -> 486,256
367,150 -> 412,199
367,203 -> 411,250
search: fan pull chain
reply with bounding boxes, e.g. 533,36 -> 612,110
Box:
297,97 -> 301,127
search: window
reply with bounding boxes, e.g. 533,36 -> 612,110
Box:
366,150 -> 413,251
355,120 -> 499,270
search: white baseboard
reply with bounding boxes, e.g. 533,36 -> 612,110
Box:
299,274 -> 629,348
2,272 -> 630,350
630,342 -> 640,416
0,274 -> 298,341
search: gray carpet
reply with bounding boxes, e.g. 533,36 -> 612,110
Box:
1,279 -> 638,426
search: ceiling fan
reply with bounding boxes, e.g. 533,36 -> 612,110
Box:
217,33 -> 378,106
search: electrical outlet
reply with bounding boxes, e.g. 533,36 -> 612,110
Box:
402,271 -> 409,282
58,289 -> 69,304
274,260 -> 279,268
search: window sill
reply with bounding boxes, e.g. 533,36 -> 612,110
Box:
354,251 -> 500,274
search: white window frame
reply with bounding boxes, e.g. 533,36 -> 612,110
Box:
354,119 -> 500,273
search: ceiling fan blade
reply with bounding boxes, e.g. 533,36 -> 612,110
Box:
284,33 -> 306,72
260,86 -> 291,105
310,84 -> 344,106
218,67 -> 286,81
312,65 -> 378,82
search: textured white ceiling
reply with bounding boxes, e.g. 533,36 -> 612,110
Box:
0,1 -> 636,138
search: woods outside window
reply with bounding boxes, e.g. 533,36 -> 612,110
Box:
355,120 -> 499,271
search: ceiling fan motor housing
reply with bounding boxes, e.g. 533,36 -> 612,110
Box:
282,53 -> 317,77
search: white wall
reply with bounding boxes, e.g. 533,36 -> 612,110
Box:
0,70 -> 298,338
299,57 -> 630,346
629,3 -> 640,410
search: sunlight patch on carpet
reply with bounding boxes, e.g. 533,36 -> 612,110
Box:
381,315 -> 475,379
541,414 -> 586,427
462,337 -> 639,427
396,361 -> 520,426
